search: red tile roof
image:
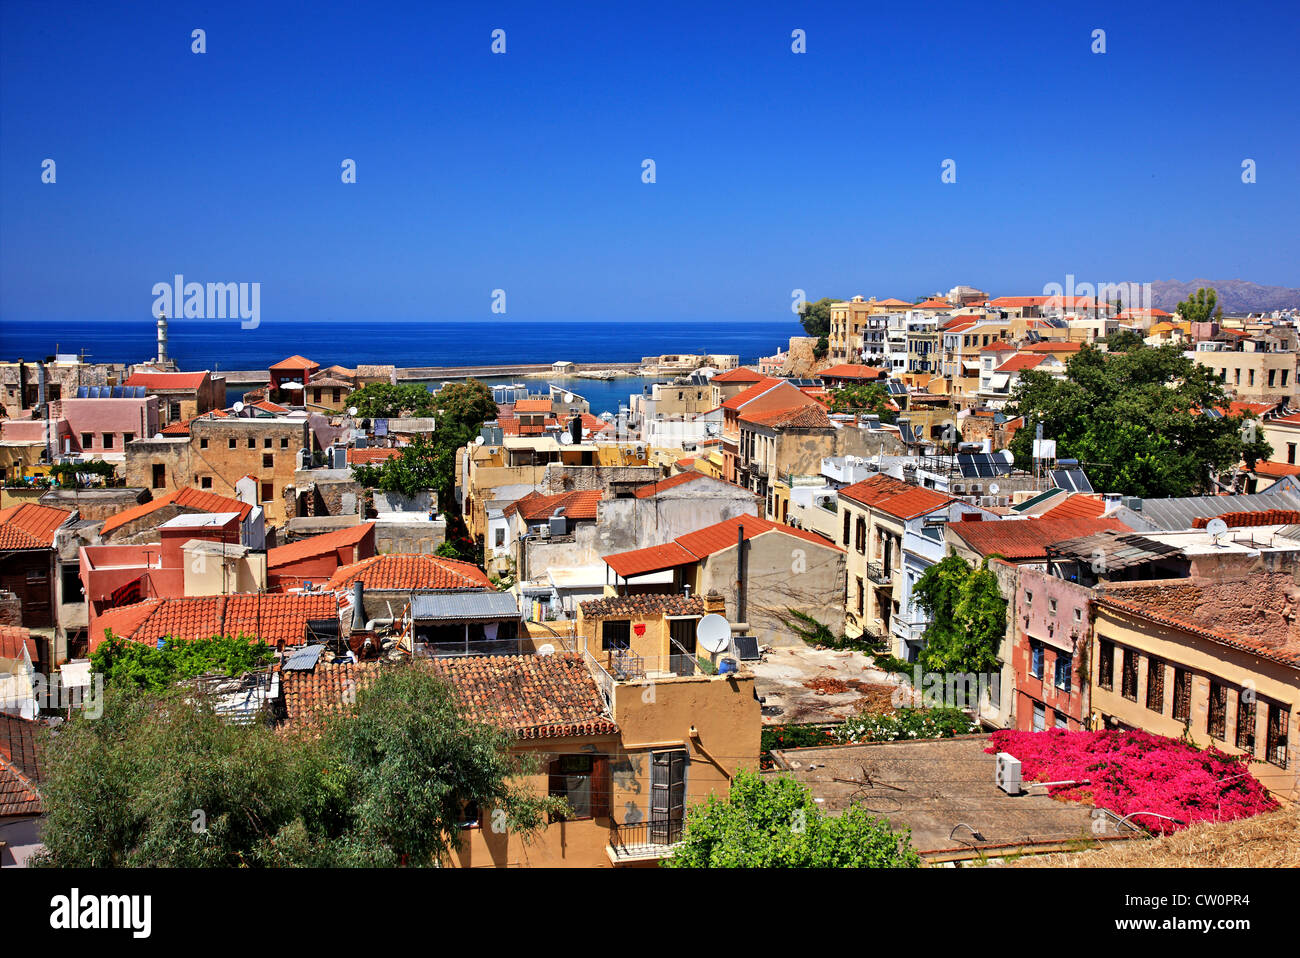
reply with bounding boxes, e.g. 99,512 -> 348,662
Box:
1021,341 -> 1083,353
252,399 -> 289,414
281,656 -> 617,739
0,625 -> 37,664
817,364 -> 887,381
513,398 -> 553,413
987,296 -> 1050,309
0,502 -> 71,550
949,516 -> 1130,560
124,371 -> 208,389
709,367 -> 766,383
346,446 -> 402,464
981,341 -> 1017,352
1191,510 -> 1300,529
740,404 -> 833,429
325,554 -> 493,591
604,513 -> 843,577
503,490 -> 603,522
1040,494 -> 1106,521
579,594 -> 706,618
913,299 -> 951,310
91,593 -> 340,652
603,542 -> 699,578
269,355 -> 319,370
1253,461 -> 1300,478
101,487 -> 252,535
721,378 -> 786,410
633,471 -> 710,497
267,523 -> 375,569
995,354 -> 1048,373
0,713 -> 43,817
839,475 -> 955,520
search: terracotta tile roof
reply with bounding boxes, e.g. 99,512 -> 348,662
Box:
267,523 -> 375,569
0,502 -> 71,550
709,367 -> 766,383
633,471 -> 709,498
101,487 -> 252,535
124,371 -> 208,389
325,554 -> 493,591
91,593 -> 340,652
913,299 -> 951,309
1021,341 -> 1083,353
513,398 -> 553,413
1190,510 -> 1300,529
306,376 -> 354,389
1116,307 -> 1172,319
269,355 -> 319,370
1253,461 -> 1300,478
603,542 -> 699,577
1097,579 -> 1300,669
874,298 -> 913,307
0,626 -> 37,664
981,341 -> 1017,352
720,378 -> 786,410
817,364 -> 887,381
503,490 -> 603,522
1218,401 -> 1278,418
675,457 -> 697,470
0,713 -> 43,817
1040,494 -> 1106,521
346,446 -> 402,464
252,399 -> 289,414
580,594 -> 706,618
995,354 -> 1048,373
949,516 -> 1130,560
740,404 -> 832,429
839,474 -> 955,520
987,296 -> 1050,308
281,656 -> 617,739
162,409 -> 228,435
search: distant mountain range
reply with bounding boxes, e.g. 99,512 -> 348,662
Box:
1141,279 -> 1300,314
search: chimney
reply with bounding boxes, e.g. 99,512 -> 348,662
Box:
704,590 -> 726,615
351,580 -> 366,631
569,416 -> 582,446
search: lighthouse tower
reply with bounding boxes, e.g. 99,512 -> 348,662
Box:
156,311 -> 169,366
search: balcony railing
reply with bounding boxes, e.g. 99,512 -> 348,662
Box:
866,561 -> 893,585
608,817 -> 685,861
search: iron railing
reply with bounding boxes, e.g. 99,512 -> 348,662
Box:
609,817 -> 685,853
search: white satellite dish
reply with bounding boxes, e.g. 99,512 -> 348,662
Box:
988,482 -> 1000,495
558,433 -> 573,445
473,436 -> 485,446
696,614 -> 731,654
1205,518 -> 1228,538
232,401 -> 245,413
348,406 -> 358,417
538,643 -> 555,655
563,393 -> 574,404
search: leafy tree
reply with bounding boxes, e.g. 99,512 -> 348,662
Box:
798,297 -> 837,339
827,382 -> 896,422
35,663 -> 561,867
1103,329 -> 1145,352
91,632 -> 275,692
1175,287 -> 1222,325
1006,343 -> 1271,498
347,382 -> 436,418
813,335 -> 829,360
666,770 -> 921,868
433,379 -> 498,433
352,436 -> 442,500
912,553 -> 1005,678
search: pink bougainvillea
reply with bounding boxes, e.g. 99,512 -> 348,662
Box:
986,729 -> 1279,834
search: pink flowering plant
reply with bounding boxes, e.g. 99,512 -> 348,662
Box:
986,729 -> 1279,834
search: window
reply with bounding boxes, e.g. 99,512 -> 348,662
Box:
1172,668 -> 1192,722
261,481 -> 274,502
264,437 -> 272,449
1146,658 -> 1164,712
80,432 -> 93,449
1055,710 -> 1068,730
1073,607 -> 1082,623
101,433 -> 114,449
200,437 -> 209,449
151,463 -> 166,489
1236,692 -> 1256,754
601,620 -> 630,651
1208,681 -> 1228,740
1025,590 -> 1033,605
1265,701 -> 1289,768
262,453 -> 274,468
1054,653 -> 1072,692
281,437 -> 289,449
332,388 -> 341,403
547,754 -> 609,821
1290,443 -> 1297,466
1283,369 -> 1290,387
1048,598 -> 1057,616
855,516 -> 866,555
123,432 -> 134,444
856,577 -> 864,615
1249,369 -> 1256,387
1269,369 -> 1277,388
1098,638 -> 1114,690
60,564 -> 84,603
1032,702 -> 1045,732
1030,641 -> 1044,679
228,437 -> 237,449
248,437 -> 256,449
201,476 -> 213,489
1121,648 -> 1138,701
494,528 -> 505,549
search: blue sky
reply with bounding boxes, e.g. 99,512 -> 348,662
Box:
1,0 -> 1297,324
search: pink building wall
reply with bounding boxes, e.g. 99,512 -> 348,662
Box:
59,397 -> 159,455
1013,568 -> 1093,731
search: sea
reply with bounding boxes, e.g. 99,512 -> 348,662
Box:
0,318 -> 802,416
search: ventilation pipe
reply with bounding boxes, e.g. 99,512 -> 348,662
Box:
736,523 -> 746,623
351,581 -> 366,631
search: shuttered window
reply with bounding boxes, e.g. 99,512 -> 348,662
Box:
1208,682 -> 1228,740
1236,693 -> 1256,755
1098,639 -> 1114,690
1146,658 -> 1164,713
1173,668 -> 1192,723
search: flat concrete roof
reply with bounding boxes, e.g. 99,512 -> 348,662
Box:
770,736 -> 1117,859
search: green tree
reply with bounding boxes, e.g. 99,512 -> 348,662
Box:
798,297 -> 837,339
912,553 -> 1005,677
828,382 -> 896,422
1103,329 -> 1145,352
352,435 -> 442,500
91,632 -> 275,692
35,663 -> 561,867
1006,343 -> 1270,498
1175,287 -> 1222,325
433,379 -> 498,433
813,335 -> 829,360
347,382 -> 436,418
666,770 -> 921,868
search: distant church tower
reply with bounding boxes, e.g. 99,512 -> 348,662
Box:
156,311 -> 169,365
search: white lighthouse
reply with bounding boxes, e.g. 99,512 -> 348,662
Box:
156,310 -> 169,366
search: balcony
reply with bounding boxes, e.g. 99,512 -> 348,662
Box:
866,561 -> 893,585
607,818 -> 685,864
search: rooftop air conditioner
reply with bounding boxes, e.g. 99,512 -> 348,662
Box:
995,752 -> 1022,795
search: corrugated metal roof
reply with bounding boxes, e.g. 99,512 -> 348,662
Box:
410,591 -> 520,621
1115,490 -> 1300,532
283,644 -> 325,671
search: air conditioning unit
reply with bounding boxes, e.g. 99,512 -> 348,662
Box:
995,752 -> 1022,795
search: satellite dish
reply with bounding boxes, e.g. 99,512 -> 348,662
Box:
473,436 -> 485,446
232,401 -> 245,413
538,643 -> 555,655
152,433 -> 163,440
697,614 -> 731,654
558,433 -> 573,445
348,406 -> 358,417
988,482 -> 1000,495
563,393 -> 574,404
1205,518 -> 1228,538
